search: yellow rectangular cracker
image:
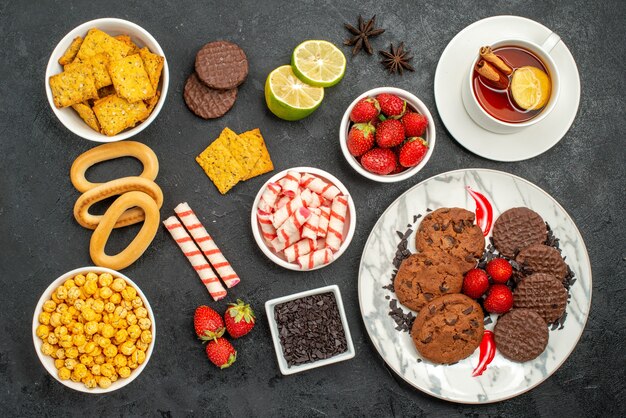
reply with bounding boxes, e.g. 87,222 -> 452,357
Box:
115,35 -> 141,55
196,139 -> 246,195
76,28 -> 132,61
72,102 -> 100,132
212,127 -> 262,179
138,47 -> 164,91
108,54 -> 155,102
58,36 -> 83,66
92,95 -> 149,136
49,63 -> 98,108
64,52 -> 112,89
240,128 -> 274,180
142,90 -> 160,121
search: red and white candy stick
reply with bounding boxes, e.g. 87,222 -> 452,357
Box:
163,216 -> 227,301
271,196 -> 305,228
297,248 -> 334,270
258,182 -> 281,214
283,238 -> 317,262
300,173 -> 341,200
326,195 -> 348,251
174,203 -> 240,288
257,209 -> 277,242
317,205 -> 331,238
275,195 -> 291,210
300,188 -> 323,208
276,206 -> 311,244
301,208 -> 320,240
279,171 -> 301,198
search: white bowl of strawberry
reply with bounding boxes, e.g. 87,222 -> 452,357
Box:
339,87 -> 436,182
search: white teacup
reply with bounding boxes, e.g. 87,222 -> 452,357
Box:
461,33 -> 561,134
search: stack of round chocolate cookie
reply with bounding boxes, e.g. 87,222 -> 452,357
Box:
184,41 -> 248,119
491,207 -> 570,362
394,207 -> 487,364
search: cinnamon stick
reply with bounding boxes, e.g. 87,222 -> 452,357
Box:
475,60 -> 509,90
480,46 -> 513,75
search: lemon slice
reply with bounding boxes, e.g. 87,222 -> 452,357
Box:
510,66 -> 551,110
291,40 -> 346,87
265,65 -> 324,121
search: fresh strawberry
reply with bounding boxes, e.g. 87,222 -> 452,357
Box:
224,299 -> 256,338
347,123 -> 375,157
194,305 -> 225,342
375,119 -> 405,148
360,148 -> 396,175
398,137 -> 428,167
390,162 -> 406,174
462,268 -> 490,299
350,97 -> 380,123
486,258 -> 513,284
376,93 -> 406,118
401,112 -> 428,137
206,337 -> 237,369
483,284 -> 514,314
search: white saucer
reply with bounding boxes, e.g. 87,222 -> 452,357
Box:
434,15 -> 581,162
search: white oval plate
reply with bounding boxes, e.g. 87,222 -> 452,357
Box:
434,15 -> 581,161
358,169 -> 591,403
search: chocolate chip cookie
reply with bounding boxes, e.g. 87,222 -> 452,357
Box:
394,251 -> 465,312
515,244 -> 568,282
415,208 -> 485,273
513,273 -> 568,323
411,294 -> 484,364
492,207 -> 547,258
494,308 -> 549,362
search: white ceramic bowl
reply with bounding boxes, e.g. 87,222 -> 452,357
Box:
32,266 -> 156,393
339,87 -> 436,183
265,285 -> 355,375
45,18 -> 169,142
251,167 -> 356,271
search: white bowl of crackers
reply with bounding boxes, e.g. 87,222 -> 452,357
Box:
45,18 -> 168,142
32,266 -> 156,393
251,167 -> 356,271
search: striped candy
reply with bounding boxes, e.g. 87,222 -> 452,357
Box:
326,195 -> 348,251
257,209 -> 277,242
276,206 -> 311,244
300,188 -> 323,208
163,216 -> 227,301
301,208 -> 320,240
317,206 -> 331,238
284,238 -> 317,263
258,182 -> 281,214
271,196 -> 305,229
297,247 -> 334,270
300,173 -> 341,200
174,203 -> 240,288
279,171 -> 301,198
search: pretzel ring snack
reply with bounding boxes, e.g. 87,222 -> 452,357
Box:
90,191 -> 160,270
74,176 -> 163,229
70,141 -> 159,193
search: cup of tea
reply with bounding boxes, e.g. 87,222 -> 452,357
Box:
462,33 -> 561,134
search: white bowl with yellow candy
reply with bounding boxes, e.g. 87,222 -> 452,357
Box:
45,18 -> 168,142
32,267 -> 155,393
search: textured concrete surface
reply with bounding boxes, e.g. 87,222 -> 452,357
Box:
1,0 -> 625,416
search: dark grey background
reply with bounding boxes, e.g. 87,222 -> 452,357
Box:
1,0 -> 624,416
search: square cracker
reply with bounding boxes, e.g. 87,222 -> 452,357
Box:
58,36 -> 83,66
108,54 -> 155,103
115,35 -> 140,55
239,128 -> 274,180
214,127 -> 261,179
196,138 -> 246,195
72,102 -> 100,132
138,47 -> 164,91
65,52 -> 111,89
49,63 -> 98,108
92,95 -> 149,136
76,28 -> 132,61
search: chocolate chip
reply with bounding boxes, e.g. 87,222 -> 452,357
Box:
445,316 -> 458,325
470,319 -> 479,328
462,306 -> 474,315
424,293 -> 434,301
443,235 -> 457,247
421,334 -> 432,344
462,329 -> 475,335
439,283 -> 449,293
453,223 -> 463,233
429,305 -> 436,314
433,223 -> 440,231
453,334 -> 460,340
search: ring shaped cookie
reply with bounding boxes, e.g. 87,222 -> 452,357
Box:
74,177 -> 163,229
70,141 -> 159,193
90,191 -> 160,270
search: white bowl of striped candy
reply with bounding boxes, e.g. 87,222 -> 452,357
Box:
251,167 -> 356,271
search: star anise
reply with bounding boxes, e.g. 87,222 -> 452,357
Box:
344,15 -> 385,56
379,42 -> 415,75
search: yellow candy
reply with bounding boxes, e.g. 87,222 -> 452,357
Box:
54,359 -> 65,369
127,325 -> 141,340
110,293 -> 122,304
140,330 -> 152,344
74,274 -> 86,286
92,299 -> 105,313
104,302 -> 116,313
101,324 -> 115,338
134,307 -> 147,319
55,348 -> 66,360
111,278 -> 126,292
56,303 -> 69,313
84,341 -> 97,354
85,272 -> 98,281
138,318 -> 151,330
126,313 -> 137,325
74,363 -> 88,379
121,287 -> 136,300
98,376 -> 112,389
118,366 -> 131,378
64,358 -> 78,370
99,286 -> 113,299
120,340 -> 136,356
131,349 -> 146,365
131,297 -> 143,309
83,376 -> 97,389
98,273 -> 113,287
83,280 -> 97,296
104,345 -> 118,358
36,325 -> 50,339
80,354 -> 94,367
54,326 -> 68,337
114,329 -> 128,345
94,354 -> 106,365
61,312 -> 73,325
47,333 -> 58,345
109,373 -> 118,382
98,337 -> 111,348
43,300 -> 57,312
136,340 -> 148,352
55,286 -> 68,300
50,312 -> 62,327
38,312 -> 51,325
85,321 -> 98,335
91,364 -> 101,375
58,367 -> 71,380
64,279 -> 76,288
113,354 -> 127,368
59,335 -> 73,348
101,363 -> 115,378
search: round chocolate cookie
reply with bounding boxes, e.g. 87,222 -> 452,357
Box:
494,308 -> 549,362
492,207 -> 547,258
513,273 -> 568,323
515,244 -> 568,282
183,73 -> 237,119
394,251 -> 465,312
415,208 -> 485,273
195,41 -> 248,90
411,294 -> 484,364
